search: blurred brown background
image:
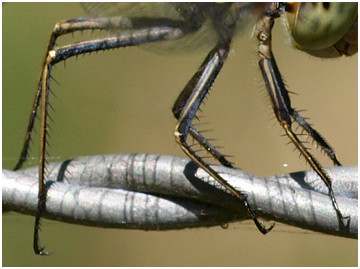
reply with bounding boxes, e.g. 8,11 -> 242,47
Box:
3,3 -> 357,266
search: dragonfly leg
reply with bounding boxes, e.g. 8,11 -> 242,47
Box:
13,17 -> 134,170
14,15 -> 194,170
172,69 -> 234,168
174,41 -> 274,234
256,7 -> 349,227
13,23 -> 59,171
27,18 -> 196,255
290,110 -> 341,166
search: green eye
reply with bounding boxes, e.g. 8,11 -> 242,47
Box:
285,2 -> 357,51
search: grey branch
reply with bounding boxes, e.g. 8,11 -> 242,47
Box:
3,153 -> 357,238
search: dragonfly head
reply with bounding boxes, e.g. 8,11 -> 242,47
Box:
285,2 -> 357,58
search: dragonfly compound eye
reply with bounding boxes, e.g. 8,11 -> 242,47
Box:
285,2 -> 358,57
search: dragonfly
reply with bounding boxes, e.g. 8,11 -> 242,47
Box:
13,3 -> 357,255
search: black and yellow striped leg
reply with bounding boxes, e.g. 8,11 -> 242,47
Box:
172,53 -> 234,169
257,7 -> 348,228
27,17 -> 195,255
174,41 -> 274,234
14,16 -> 191,171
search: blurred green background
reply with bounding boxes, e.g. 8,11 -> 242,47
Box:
3,3 -> 357,266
